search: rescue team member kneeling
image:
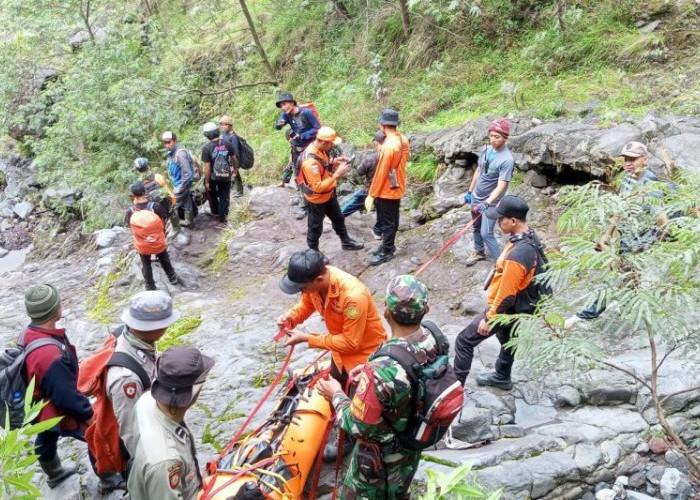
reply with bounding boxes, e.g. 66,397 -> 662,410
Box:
316,275 -> 434,499
298,126 -> 364,252
21,285 -> 94,488
454,195 -> 541,390
128,346 -> 214,500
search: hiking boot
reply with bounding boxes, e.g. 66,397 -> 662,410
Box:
369,251 -> 395,266
145,283 -> 157,291
341,238 -> 364,251
40,456 -> 77,489
98,473 -> 127,494
322,433 -> 354,463
294,208 -> 308,220
475,372 -> 512,390
464,251 -> 487,267
183,210 -> 195,229
170,215 -> 181,235
373,232 -> 382,240
289,196 -> 300,206
372,245 -> 383,256
168,275 -> 180,285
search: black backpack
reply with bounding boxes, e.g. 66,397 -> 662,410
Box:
211,141 -> 233,181
233,135 -> 255,170
0,332 -> 65,429
369,320 -> 465,451
514,236 -> 553,314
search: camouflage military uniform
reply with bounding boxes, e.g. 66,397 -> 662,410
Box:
331,326 -> 437,499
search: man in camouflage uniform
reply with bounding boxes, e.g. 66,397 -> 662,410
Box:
317,275 -> 437,499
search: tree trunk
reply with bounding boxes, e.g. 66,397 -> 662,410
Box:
555,0 -> 566,38
397,0 -> 410,37
331,0 -> 350,18
238,0 -> 277,83
80,0 -> 95,43
647,327 -> 700,478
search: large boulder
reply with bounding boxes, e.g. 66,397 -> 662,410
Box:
660,133 -> 700,175
6,66 -> 60,141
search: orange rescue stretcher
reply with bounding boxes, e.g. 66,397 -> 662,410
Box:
199,363 -> 333,499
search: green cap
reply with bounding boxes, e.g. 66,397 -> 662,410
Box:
25,284 -> 61,324
386,275 -> 428,324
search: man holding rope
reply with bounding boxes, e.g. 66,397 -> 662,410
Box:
277,249 -> 386,459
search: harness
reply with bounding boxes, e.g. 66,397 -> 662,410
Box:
298,152 -> 335,196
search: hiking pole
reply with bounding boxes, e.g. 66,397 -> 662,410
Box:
413,213 -> 482,277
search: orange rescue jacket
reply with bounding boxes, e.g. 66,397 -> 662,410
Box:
298,145 -> 337,204
369,130 -> 409,200
486,237 -> 538,320
286,266 -> 387,372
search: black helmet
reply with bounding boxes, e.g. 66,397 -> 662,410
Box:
133,157 -> 149,172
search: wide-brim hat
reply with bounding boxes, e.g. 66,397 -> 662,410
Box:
151,346 -> 215,408
378,108 -> 401,126
120,290 -> 181,331
276,92 -> 297,108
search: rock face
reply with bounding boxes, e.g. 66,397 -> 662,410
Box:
415,113 -> 700,187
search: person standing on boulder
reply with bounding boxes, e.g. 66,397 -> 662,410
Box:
463,119 -> 515,266
162,131 -> 196,228
274,92 -> 321,220
341,130 -> 386,240
126,182 -> 179,291
201,121 -> 238,223
219,115 -> 245,197
133,157 -> 178,233
454,195 -> 543,390
366,109 -> 410,266
21,284 -> 94,488
297,126 -> 364,252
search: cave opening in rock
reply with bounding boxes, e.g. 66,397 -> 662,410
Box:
536,163 -> 605,186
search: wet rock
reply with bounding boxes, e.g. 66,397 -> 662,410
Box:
560,407 -> 649,435
94,229 -> 117,248
600,440 -> 622,468
554,385 -> 582,408
573,443 -> 604,474
579,369 -> 637,406
661,133 -> 700,175
475,460 -> 533,497
498,424 -> 525,438
664,449 -> 692,475
646,464 -> 665,485
43,186 -> 79,209
247,186 -> 289,219
648,437 -> 671,454
524,451 -> 580,498
659,468 -> 691,500
0,246 -> 8,258
469,389 -> 516,425
628,471 -> 646,490
0,199 -> 14,218
12,201 -> 34,219
172,230 -> 192,248
451,407 -> 494,442
595,489 -> 617,500
524,170 -> 548,188
456,290 -> 487,315
627,492 -> 657,500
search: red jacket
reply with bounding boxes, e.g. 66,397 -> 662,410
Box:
21,326 -> 93,430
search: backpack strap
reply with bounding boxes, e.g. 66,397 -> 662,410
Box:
107,352 -> 151,391
420,320 -> 450,357
147,201 -> 155,211
370,344 -> 421,385
23,338 -> 65,356
299,153 -> 333,195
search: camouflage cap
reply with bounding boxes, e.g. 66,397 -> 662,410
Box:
386,275 -> 429,323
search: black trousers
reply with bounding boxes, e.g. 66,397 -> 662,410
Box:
209,180 -> 231,222
140,251 -> 176,290
307,194 -> 349,250
375,198 -> 400,254
453,311 -> 516,385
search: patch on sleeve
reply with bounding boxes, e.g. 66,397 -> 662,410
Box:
345,302 -> 360,319
123,382 -> 138,399
349,365 -> 383,424
168,461 -> 182,490
311,165 -> 320,175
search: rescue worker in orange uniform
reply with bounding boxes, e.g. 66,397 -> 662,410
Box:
366,108 -> 410,266
297,126 -> 364,252
277,249 -> 386,382
278,249 -> 387,461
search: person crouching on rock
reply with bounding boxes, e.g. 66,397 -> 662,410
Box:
126,182 -> 179,291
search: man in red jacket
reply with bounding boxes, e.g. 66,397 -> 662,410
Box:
22,284 -> 94,487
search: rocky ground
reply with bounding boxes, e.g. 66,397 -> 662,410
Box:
1,113 -> 700,499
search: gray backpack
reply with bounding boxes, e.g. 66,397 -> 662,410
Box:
0,332 -> 64,429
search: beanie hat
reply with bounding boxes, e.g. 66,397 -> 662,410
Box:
488,119 -> 510,137
25,284 -> 61,324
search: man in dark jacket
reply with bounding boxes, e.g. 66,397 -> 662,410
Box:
341,130 -> 386,240
22,284 -> 93,487
202,121 -> 238,222
275,92 -> 321,220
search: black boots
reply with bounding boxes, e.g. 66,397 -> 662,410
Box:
39,456 -> 77,488
369,251 -> 395,266
475,371 -> 513,390
341,238 -> 364,251
98,473 -> 127,494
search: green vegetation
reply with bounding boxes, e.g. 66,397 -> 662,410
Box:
0,379 -> 63,499
0,0 -> 699,230
419,462 -> 503,499
157,315 -> 202,352
86,252 -> 130,324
